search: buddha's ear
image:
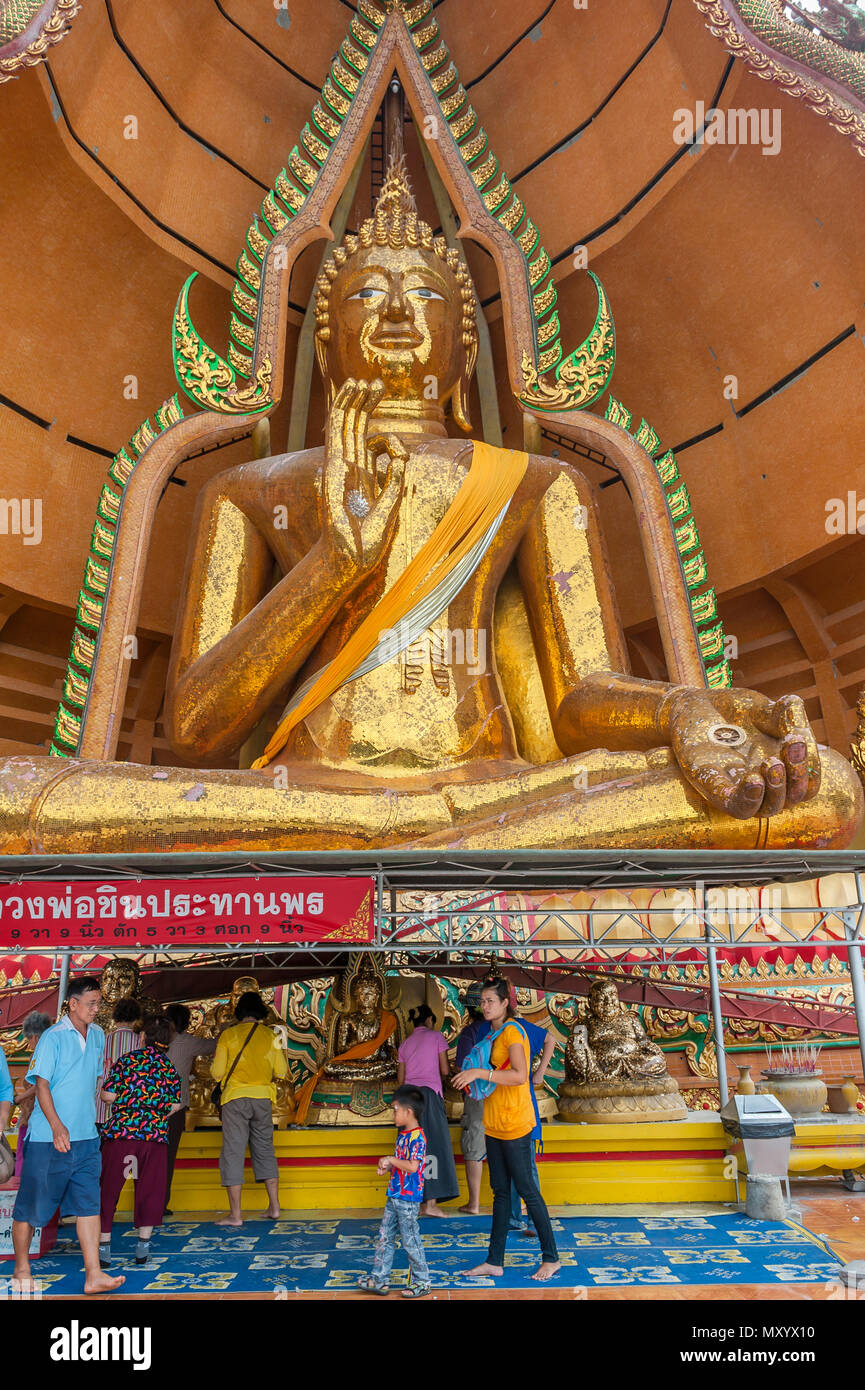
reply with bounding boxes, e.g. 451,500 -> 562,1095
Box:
451,335 -> 478,434
314,333 -> 334,413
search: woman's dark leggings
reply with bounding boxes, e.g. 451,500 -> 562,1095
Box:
486,1132 -> 558,1265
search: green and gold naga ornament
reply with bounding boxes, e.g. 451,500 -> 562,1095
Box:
0,0 -> 81,83
52,396 -> 185,754
605,399 -> 732,687
693,0 -> 865,156
51,0 -> 728,756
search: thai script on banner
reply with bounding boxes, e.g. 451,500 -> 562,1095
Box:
0,876 -> 374,948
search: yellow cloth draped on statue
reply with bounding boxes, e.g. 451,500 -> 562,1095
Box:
252,439 -> 529,768
294,1009 -> 398,1125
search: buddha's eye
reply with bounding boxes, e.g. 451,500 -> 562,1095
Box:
348,286 -> 386,301
408,288 -> 444,301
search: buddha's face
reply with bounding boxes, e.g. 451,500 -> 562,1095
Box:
231,976 -> 259,1004
326,244 -> 464,415
352,977 -> 382,1018
101,958 -> 139,1002
590,982 -> 619,1020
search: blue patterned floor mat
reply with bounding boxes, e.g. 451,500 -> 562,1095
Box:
6,1213 -> 842,1296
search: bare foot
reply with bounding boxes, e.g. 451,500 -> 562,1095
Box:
420,1203 -> 449,1218
266,1208 -> 281,1220
464,1262 -> 503,1278
458,1204 -> 481,1215
84,1271 -> 126,1295
530,1261 -> 561,1282
11,1268 -> 37,1295
214,1217 -> 244,1228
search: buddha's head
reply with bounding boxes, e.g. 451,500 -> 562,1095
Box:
100,957 -> 140,1004
315,157 -> 478,432
349,960 -> 384,1019
589,978 -> 621,1021
231,975 -> 260,1005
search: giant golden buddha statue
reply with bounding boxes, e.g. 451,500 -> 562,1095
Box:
0,159 -> 861,853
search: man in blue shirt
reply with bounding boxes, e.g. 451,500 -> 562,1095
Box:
12,976 -> 125,1295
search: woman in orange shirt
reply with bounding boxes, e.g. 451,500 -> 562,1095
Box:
454,977 -> 560,1283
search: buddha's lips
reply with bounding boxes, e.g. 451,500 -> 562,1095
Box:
369,327 -> 424,350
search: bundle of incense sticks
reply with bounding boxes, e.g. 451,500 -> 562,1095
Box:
764,1041 -> 822,1073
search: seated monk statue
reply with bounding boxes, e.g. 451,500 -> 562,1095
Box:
566,979 -> 667,1084
294,954 -> 398,1124
0,160 -> 861,853
322,966 -> 397,1084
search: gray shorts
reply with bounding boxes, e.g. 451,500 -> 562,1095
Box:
460,1096 -> 486,1163
219,1097 -> 278,1187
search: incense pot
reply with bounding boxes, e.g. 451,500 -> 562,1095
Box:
758,1069 -> 828,1118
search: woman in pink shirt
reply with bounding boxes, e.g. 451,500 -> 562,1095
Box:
397,1005 -> 459,1217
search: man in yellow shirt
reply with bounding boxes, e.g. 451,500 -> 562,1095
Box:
211,991 -> 287,1228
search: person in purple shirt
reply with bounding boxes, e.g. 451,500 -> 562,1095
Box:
397,1004 -> 459,1216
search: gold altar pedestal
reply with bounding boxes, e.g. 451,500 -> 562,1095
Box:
557,1075 -> 688,1124
302,1075 -> 396,1127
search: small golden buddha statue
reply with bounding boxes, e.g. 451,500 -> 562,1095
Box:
205,974 -> 281,1034
0,159 -> 861,853
566,979 -> 667,1083
323,965 -> 398,1084
558,978 -> 686,1123
295,952 -> 402,1125
94,958 -> 156,1032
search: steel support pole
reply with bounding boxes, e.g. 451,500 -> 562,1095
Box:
844,909 -> 865,1086
707,944 -> 729,1107
56,948 -> 72,1020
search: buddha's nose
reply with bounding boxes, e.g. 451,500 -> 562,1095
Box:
383,279 -> 410,322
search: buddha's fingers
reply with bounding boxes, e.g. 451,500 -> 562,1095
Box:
756,695 -> 821,802
782,737 -> 812,806
757,757 -> 787,818
693,763 -> 764,820
357,380 -> 384,498
343,380 -> 366,479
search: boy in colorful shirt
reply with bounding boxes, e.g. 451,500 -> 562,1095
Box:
358,1085 -> 431,1298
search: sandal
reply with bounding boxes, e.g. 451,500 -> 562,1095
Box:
402,1284 -> 431,1299
357,1276 -> 390,1295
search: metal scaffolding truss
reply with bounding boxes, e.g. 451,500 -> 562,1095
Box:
1,848 -> 863,1103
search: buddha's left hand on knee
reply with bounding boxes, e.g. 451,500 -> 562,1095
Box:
660,688 -> 820,819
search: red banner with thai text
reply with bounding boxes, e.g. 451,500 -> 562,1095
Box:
0,877 -> 374,949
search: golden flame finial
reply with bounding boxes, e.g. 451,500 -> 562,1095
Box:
375,153 -> 416,217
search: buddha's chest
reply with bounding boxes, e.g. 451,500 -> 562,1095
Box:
379,450 -> 471,577
348,1015 -> 382,1045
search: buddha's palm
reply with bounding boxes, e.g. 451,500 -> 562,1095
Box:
322,377 -> 407,579
666,688 -> 820,819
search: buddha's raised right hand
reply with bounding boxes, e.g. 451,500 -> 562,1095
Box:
322,378 -> 407,581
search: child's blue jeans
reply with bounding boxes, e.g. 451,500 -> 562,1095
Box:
370,1196 -> 431,1288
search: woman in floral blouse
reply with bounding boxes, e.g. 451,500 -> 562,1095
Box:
98,1013 -> 183,1267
